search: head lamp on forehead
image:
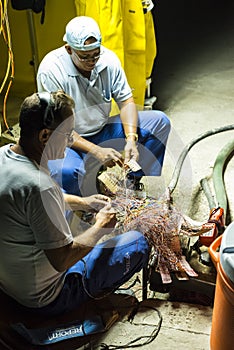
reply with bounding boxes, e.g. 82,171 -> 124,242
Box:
63,16 -> 102,51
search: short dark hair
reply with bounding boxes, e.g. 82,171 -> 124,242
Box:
19,90 -> 75,136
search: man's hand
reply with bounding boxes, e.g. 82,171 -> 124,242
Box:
71,131 -> 123,169
78,194 -> 110,212
95,203 -> 117,230
92,145 -> 123,168
124,140 -> 139,164
45,203 -> 117,272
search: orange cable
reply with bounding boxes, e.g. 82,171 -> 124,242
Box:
0,2 -> 15,132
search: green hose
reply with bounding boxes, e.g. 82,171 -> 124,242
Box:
168,124 -> 234,194
212,138 -> 234,224
200,177 -> 216,209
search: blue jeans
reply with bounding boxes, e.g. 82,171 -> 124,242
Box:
29,231 -> 149,316
48,110 -> 171,195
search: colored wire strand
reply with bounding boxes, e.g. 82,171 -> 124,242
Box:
0,0 -> 15,132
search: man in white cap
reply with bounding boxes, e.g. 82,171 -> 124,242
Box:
37,16 -> 171,197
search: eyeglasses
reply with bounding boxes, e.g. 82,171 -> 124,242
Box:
53,129 -> 74,144
73,50 -> 102,63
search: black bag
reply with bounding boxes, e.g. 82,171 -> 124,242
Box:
11,0 -> 46,23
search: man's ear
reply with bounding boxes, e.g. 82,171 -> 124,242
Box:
39,129 -> 51,145
65,45 -> 72,55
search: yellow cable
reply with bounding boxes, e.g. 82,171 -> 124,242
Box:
0,0 -> 5,34
0,0 -> 8,34
0,25 -> 11,94
0,2 -> 15,131
0,1 -> 2,34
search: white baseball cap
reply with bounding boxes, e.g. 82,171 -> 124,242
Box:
63,16 -> 102,51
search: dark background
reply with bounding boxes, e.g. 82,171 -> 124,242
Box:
151,0 -> 234,109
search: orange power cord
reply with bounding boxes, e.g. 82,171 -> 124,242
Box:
0,0 -> 15,133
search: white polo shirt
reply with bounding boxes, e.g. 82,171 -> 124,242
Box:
37,46 -> 132,136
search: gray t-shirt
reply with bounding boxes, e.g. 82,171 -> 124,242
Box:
37,45 -> 132,136
0,145 -> 73,308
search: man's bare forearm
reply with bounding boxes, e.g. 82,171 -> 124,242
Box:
71,130 -> 101,156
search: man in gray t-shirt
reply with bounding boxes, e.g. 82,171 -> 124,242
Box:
0,90 -> 149,315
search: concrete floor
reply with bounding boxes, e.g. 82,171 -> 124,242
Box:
76,2 -> 234,349
91,298 -> 213,350
151,0 -> 234,223
1,1 -> 234,349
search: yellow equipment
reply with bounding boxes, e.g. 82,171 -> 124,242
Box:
74,0 -> 157,108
